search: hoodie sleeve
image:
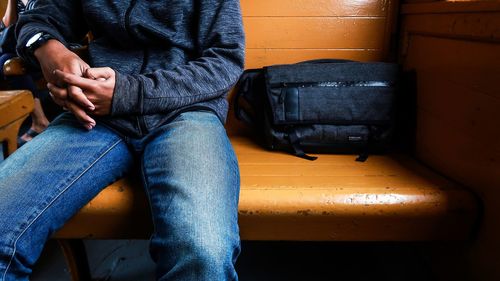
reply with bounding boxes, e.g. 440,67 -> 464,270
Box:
15,0 -> 88,65
110,0 -> 245,116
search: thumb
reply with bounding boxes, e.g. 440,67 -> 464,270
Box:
85,67 -> 114,80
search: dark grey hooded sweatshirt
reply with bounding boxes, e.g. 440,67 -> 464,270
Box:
16,0 -> 245,138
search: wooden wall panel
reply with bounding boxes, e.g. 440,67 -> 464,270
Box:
403,13 -> 500,41
240,0 -> 396,69
241,0 -> 387,17
416,72 -> 500,147
403,30 -> 500,207
401,4 -> 500,279
402,1 -> 500,15
243,17 -> 386,49
416,112 -> 500,191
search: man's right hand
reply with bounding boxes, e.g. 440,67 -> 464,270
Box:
34,39 -> 96,130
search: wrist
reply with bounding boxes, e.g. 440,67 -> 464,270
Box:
33,39 -> 67,61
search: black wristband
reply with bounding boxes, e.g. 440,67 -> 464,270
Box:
26,32 -> 56,56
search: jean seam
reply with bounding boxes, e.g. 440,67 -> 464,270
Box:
1,138 -> 124,281
140,157 -> 157,238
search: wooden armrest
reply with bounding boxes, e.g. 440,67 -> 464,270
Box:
3,57 -> 27,76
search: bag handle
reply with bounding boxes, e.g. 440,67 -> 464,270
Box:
296,59 -> 355,65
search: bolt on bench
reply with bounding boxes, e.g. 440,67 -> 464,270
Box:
0,0 -> 481,280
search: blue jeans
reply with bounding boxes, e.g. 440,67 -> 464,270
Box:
0,111 -> 241,281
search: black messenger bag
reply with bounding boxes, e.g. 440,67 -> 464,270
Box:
234,59 -> 398,161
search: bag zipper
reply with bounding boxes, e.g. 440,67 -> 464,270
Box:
273,81 -> 394,89
277,81 -> 394,104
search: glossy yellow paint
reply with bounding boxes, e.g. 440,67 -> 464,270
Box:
241,0 -> 398,66
244,18 -> 386,49
0,90 -> 34,156
241,0 -> 388,17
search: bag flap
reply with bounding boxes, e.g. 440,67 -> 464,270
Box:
264,62 -> 398,125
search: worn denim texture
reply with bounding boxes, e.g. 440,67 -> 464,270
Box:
0,111 -> 241,281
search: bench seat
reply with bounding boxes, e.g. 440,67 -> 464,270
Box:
55,135 -> 479,241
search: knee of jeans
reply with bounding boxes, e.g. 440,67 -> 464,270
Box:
156,229 -> 240,266
185,234 -> 240,272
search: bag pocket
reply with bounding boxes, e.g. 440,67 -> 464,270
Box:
268,83 -> 394,125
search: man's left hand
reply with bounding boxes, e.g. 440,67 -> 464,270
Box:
48,67 -> 116,116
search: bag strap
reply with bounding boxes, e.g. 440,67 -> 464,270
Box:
355,126 -> 376,162
233,75 -> 255,126
287,128 -> 318,161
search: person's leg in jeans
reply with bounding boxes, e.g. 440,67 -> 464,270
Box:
139,111 -> 241,281
0,113 -> 133,281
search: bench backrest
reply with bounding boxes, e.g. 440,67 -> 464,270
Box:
240,0 -> 398,69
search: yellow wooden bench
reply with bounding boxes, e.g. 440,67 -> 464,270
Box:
0,0 -> 483,280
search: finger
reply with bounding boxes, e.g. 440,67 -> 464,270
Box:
65,101 -> 96,130
47,82 -> 68,100
68,85 -> 95,111
85,67 -> 114,80
48,90 -> 67,108
54,69 -> 98,90
48,82 -> 95,111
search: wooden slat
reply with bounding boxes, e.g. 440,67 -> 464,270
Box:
239,164 -> 403,177
403,13 -> 500,42
402,0 -> 500,15
241,0 -> 388,17
240,175 -> 458,190
245,49 -> 383,68
244,17 -> 386,49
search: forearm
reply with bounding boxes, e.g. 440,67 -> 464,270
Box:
15,0 -> 88,64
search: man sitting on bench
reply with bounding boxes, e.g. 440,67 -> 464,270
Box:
0,0 -> 245,280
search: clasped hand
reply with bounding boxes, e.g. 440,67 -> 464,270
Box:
35,39 -> 115,130
47,67 -> 115,130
